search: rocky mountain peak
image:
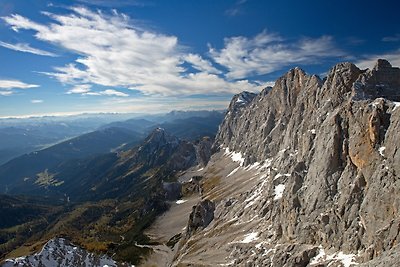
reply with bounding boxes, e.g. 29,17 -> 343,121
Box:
3,238 -> 123,267
374,58 -> 393,70
142,127 -> 179,149
173,59 -> 400,266
354,58 -> 400,101
229,91 -> 257,112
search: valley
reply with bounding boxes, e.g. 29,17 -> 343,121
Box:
0,1 -> 398,266
2,60 -> 400,267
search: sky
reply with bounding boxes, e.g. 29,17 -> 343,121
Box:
0,0 -> 399,118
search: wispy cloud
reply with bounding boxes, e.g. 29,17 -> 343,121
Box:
0,90 -> 13,96
0,41 -> 57,56
0,79 -> 38,96
86,89 -> 129,97
31,99 -> 43,103
355,49 -> 400,69
0,79 -> 39,89
66,84 -> 92,94
3,7 -> 265,96
67,84 -> 128,97
209,31 -> 345,79
99,95 -> 231,114
225,0 -> 247,17
75,0 -> 147,7
183,53 -> 222,74
382,34 -> 400,42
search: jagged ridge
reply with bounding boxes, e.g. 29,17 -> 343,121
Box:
174,59 -> 400,266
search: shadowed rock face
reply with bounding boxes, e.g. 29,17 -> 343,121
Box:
173,60 -> 400,266
186,199 -> 215,237
355,59 -> 400,101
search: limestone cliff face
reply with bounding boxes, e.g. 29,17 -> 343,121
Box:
174,60 -> 400,266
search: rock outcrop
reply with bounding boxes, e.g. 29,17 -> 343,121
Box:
186,199 -> 215,237
173,59 -> 400,266
2,238 -> 127,267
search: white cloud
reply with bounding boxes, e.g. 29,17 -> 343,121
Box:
99,89 -> 129,97
67,84 -> 128,97
0,79 -> 39,89
209,32 -> 345,79
99,95 -> 231,113
2,14 -> 47,32
355,50 -> 400,69
86,89 -> 129,97
225,0 -> 248,17
3,7 -> 264,96
0,91 -> 14,96
67,84 -> 92,94
183,53 -> 221,74
0,41 -> 57,56
31,99 -> 43,103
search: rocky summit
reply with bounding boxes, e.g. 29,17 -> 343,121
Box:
2,238 -> 125,267
170,59 -> 400,266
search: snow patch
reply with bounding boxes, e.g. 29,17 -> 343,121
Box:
246,161 -> 260,170
393,102 -> 400,110
227,166 -> 240,177
197,167 -> 204,171
176,199 -> 187,204
274,173 -> 290,180
240,232 -> 259,243
4,238 -> 118,267
244,175 -> 269,208
273,184 -> 285,200
378,146 -> 386,157
309,246 -> 358,267
224,147 -> 245,166
231,151 -> 245,165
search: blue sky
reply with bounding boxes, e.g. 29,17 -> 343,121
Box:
0,0 -> 399,117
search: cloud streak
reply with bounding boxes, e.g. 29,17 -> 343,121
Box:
225,0 -> 248,17
0,79 -> 38,96
0,41 -> 57,56
0,79 -> 39,89
66,84 -> 129,97
382,34 -> 400,42
75,0 -> 146,7
209,31 -> 346,79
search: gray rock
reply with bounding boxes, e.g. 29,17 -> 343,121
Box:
2,238 -> 127,267
186,199 -> 215,237
173,59 -> 400,266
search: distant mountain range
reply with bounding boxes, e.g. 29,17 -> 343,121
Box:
0,110 -> 224,165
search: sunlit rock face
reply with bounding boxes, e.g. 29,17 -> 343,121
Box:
173,60 -> 400,266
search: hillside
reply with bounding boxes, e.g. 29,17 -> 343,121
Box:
0,127 -> 213,265
0,127 -> 143,196
143,59 -> 400,266
3,60 -> 400,266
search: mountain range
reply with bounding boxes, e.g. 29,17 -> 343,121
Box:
1,60 -> 400,267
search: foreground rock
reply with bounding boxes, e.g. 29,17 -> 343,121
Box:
172,60 -> 400,266
2,238 -> 127,267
